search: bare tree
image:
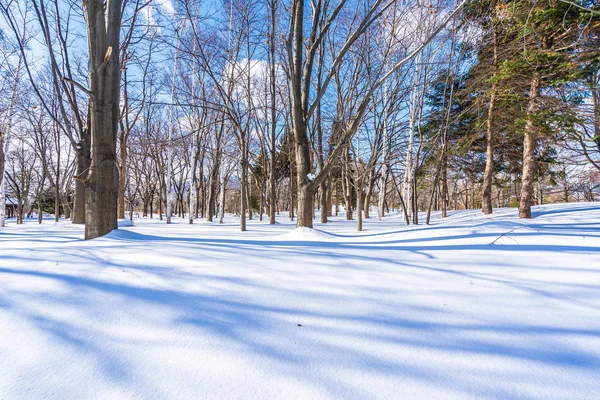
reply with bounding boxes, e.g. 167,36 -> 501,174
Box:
82,0 -> 123,239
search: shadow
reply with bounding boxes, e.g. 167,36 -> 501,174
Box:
2,205 -> 600,398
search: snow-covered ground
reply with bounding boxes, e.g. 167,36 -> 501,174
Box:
1,203 -> 599,400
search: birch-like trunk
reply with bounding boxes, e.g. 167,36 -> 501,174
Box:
218,170 -> 227,224
377,78 -> 389,221
165,32 -> 182,225
403,54 -> 421,219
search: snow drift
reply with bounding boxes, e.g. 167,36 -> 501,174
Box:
1,202 -> 599,399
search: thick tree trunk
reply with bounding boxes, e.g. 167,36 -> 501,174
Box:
83,0 -> 122,239
519,75 -> 540,219
297,184 -> 314,228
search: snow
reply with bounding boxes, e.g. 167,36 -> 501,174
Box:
278,226 -> 333,241
117,219 -> 134,228
1,202 -> 599,399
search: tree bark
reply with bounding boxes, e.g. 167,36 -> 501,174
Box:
73,141 -> 90,224
83,0 -> 122,239
240,157 -> 247,231
356,186 -> 363,231
117,137 -> 127,219
0,55 -> 21,227
481,29 -> 497,215
519,75 -> 540,219
268,0 -> 277,225
219,172 -> 227,223
441,151 -> 448,218
207,157 -> 220,222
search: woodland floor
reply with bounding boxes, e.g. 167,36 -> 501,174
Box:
1,203 -> 599,399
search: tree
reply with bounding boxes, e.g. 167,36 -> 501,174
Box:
82,0 -> 123,239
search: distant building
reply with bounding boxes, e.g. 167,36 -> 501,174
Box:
4,197 -> 17,218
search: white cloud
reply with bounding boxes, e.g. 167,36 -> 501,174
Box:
156,0 -> 175,14
142,0 -> 175,30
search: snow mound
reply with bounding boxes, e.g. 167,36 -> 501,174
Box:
117,219 -> 134,228
279,226 -> 333,241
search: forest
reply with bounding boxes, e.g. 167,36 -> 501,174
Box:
1,1 -> 599,399
0,0 -> 597,238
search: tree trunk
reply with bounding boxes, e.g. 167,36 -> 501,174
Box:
240,158 -> 247,231
377,77 -> 390,222
0,136 -> 6,227
72,143 -> 90,224
259,175 -> 264,221
334,182 -> 339,216
297,184 -> 314,228
289,156 -> 294,221
268,1 -> 277,225
319,181 -> 327,223
481,30 -> 497,215
403,56 -> 421,221
219,173 -> 227,223
37,191 -> 43,224
343,161 -> 353,220
356,187 -> 363,231
83,0 -> 122,239
293,114 -> 314,228
441,152 -> 448,218
519,75 -> 540,219
481,87 -> 496,215
54,141 -> 61,222
63,199 -> 71,220
207,159 -> 219,222
117,138 -> 127,219
363,170 -> 375,219
246,171 -> 253,221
